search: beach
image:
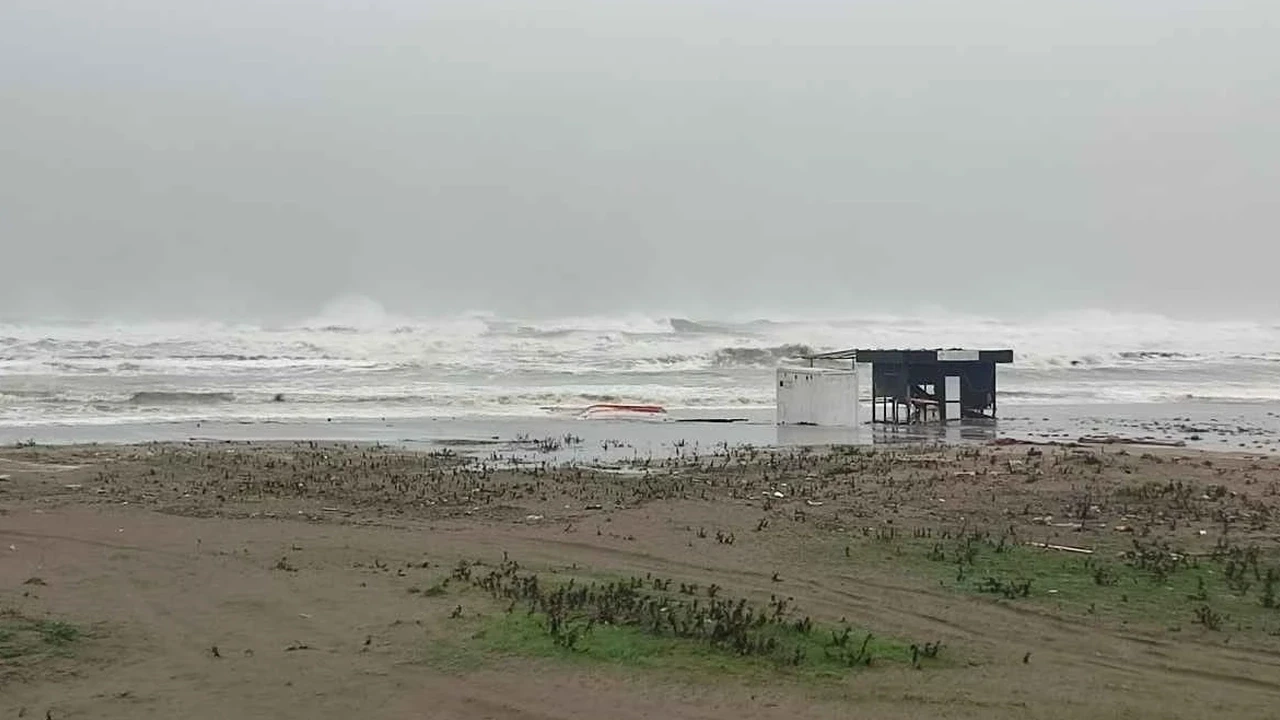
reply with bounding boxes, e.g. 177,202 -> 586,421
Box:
5,312 -> 1280,718
4,439 -> 1280,719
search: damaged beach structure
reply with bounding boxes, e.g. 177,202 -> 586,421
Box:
776,348 -> 1013,427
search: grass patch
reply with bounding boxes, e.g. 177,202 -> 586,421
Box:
847,528 -> 1280,635
37,620 -> 80,646
471,611 -> 923,681
0,614 -> 82,662
433,557 -> 942,680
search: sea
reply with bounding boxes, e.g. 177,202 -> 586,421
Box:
3,306 -> 1279,454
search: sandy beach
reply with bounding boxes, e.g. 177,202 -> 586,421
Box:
7,0 -> 1280,716
4,439 -> 1280,719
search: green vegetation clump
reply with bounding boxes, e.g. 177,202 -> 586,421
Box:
891,526 -> 1280,632
446,558 -> 941,676
0,612 -> 81,662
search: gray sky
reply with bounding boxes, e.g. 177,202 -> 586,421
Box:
2,0 -> 1277,321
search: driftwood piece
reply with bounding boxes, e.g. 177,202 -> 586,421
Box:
988,438 -> 1079,448
1026,542 -> 1094,555
1077,435 -> 1187,448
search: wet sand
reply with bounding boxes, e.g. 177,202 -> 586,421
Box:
2,400 -> 1277,461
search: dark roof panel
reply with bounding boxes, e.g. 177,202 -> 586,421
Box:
801,348 -> 1013,364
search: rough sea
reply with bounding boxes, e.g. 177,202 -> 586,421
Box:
4,304 -> 1279,431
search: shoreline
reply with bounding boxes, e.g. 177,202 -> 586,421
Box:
2,399 -> 1278,460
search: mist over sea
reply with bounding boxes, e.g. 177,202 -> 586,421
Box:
3,297 -> 1278,430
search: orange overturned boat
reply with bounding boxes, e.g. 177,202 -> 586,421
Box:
577,403 -> 668,420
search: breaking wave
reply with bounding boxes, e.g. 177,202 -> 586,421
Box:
710,345 -> 815,367
2,307 -> 1279,425
128,392 -> 236,405
670,318 -> 747,335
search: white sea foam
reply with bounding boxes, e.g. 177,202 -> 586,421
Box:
2,308 -> 1278,426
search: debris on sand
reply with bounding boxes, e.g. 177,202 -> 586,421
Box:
1078,435 -> 1186,448
1026,542 -> 1093,555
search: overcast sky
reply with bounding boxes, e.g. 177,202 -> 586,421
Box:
2,1 -> 1277,322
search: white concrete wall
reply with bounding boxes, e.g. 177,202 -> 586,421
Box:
776,366 -> 858,427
